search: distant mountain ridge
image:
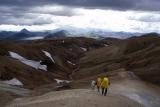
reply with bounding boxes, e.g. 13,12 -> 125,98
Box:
45,30 -> 67,39
20,28 -> 31,34
0,27 -> 153,41
0,29 -> 45,41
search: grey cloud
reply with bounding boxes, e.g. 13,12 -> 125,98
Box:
0,0 -> 160,25
1,18 -> 53,25
0,5 -> 76,25
0,0 -> 160,11
30,6 -> 77,16
0,10 -> 53,25
128,14 -> 160,22
138,16 -> 160,22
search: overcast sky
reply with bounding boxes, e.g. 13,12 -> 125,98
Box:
0,0 -> 160,33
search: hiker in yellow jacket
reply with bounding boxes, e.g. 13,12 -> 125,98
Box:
96,77 -> 102,92
100,77 -> 110,96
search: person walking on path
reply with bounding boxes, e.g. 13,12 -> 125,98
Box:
101,77 -> 110,96
96,77 -> 102,92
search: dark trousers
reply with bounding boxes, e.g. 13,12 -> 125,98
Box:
102,88 -> 108,96
97,86 -> 100,92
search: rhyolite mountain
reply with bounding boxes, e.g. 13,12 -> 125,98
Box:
0,33 -> 160,107
0,33 -> 160,90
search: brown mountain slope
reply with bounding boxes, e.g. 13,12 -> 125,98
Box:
123,34 -> 160,85
0,34 -> 160,90
0,37 -> 104,89
73,34 -> 160,86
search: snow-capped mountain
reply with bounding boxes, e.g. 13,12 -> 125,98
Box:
45,27 -> 143,39
0,27 -> 143,40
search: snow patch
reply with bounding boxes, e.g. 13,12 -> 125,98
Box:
54,79 -> 71,85
104,44 -> 109,47
9,52 -> 25,60
42,50 -> 55,63
80,47 -> 87,51
38,62 -> 47,71
3,78 -> 23,86
67,61 -> 76,66
24,36 -> 44,40
9,51 -> 47,71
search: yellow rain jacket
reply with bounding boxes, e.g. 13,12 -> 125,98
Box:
96,78 -> 102,87
101,77 -> 109,88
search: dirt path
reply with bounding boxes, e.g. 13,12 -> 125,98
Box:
110,71 -> 160,107
5,70 -> 160,107
6,89 -> 143,107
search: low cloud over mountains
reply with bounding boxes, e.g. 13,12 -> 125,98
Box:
0,0 -> 160,33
